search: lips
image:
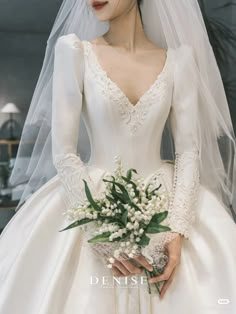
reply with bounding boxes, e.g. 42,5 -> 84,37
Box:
92,1 -> 108,9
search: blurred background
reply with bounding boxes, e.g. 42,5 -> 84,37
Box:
0,0 -> 235,233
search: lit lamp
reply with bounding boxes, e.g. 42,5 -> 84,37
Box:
1,103 -> 21,140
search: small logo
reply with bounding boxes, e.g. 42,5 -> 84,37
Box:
217,299 -> 230,305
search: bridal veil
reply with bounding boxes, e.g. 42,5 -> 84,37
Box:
10,0 -> 236,221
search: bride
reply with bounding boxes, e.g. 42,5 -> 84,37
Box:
0,0 -> 236,313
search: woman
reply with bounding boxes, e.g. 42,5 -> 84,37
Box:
0,0 -> 236,313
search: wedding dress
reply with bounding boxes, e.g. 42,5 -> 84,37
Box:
0,33 -> 236,314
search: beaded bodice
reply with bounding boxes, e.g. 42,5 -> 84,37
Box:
81,40 -> 174,175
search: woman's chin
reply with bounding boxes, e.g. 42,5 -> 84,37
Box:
93,12 -> 112,22
96,16 -> 110,22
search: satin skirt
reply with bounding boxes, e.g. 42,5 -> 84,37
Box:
0,162 -> 236,314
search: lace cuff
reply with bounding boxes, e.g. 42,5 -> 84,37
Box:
54,153 -> 97,208
167,150 -> 200,239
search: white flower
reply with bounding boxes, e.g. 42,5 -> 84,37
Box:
114,249 -> 121,259
108,257 -> 115,264
107,264 -> 113,269
127,222 -> 133,230
79,212 -> 86,219
136,237 -> 141,242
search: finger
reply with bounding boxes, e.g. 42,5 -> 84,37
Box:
111,267 -> 124,277
132,255 -> 153,271
118,258 -> 143,275
112,260 -> 131,276
148,255 -> 178,283
159,267 -> 177,299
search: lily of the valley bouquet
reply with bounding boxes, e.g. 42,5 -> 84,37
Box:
59,156 -> 172,294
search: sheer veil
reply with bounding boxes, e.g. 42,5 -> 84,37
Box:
10,0 -> 236,221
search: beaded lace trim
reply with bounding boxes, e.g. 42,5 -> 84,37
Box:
167,150 -> 200,238
82,40 -> 172,134
54,153 -> 96,208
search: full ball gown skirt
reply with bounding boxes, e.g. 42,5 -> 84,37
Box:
0,34 -> 236,314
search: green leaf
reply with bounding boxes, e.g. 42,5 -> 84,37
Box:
126,168 -> 137,180
145,183 -> 151,196
150,211 -> 168,224
102,175 -> 115,183
121,210 -> 128,225
112,230 -> 131,242
110,184 -> 130,203
106,195 -> 116,203
121,176 -> 140,198
149,183 -> 162,195
139,233 -> 150,246
88,231 -> 111,243
103,179 -> 130,198
129,202 -> 142,212
59,218 -> 92,232
101,217 -> 124,227
83,179 -> 102,211
146,222 -> 171,234
116,202 -> 126,213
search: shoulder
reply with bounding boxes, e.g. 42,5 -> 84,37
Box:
55,33 -> 83,51
171,44 -> 195,62
170,44 -> 196,78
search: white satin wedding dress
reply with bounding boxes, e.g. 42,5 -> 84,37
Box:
0,33 -> 236,314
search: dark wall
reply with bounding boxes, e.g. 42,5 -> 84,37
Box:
0,0 -> 62,127
202,0 -> 236,129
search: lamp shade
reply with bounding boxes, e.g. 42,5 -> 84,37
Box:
1,103 -> 20,114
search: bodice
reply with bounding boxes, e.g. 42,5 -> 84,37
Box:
81,41 -> 174,176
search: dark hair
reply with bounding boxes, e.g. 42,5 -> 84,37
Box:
137,0 -> 143,24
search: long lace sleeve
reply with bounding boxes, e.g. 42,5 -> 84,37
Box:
167,45 -> 200,239
52,33 -> 96,209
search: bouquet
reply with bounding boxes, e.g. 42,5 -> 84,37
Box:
59,156 -> 172,294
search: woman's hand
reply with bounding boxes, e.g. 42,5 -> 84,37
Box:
148,233 -> 184,299
108,254 -> 154,277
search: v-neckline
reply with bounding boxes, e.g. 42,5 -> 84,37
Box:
84,40 -> 170,109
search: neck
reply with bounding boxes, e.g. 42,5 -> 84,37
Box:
103,3 -> 147,52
